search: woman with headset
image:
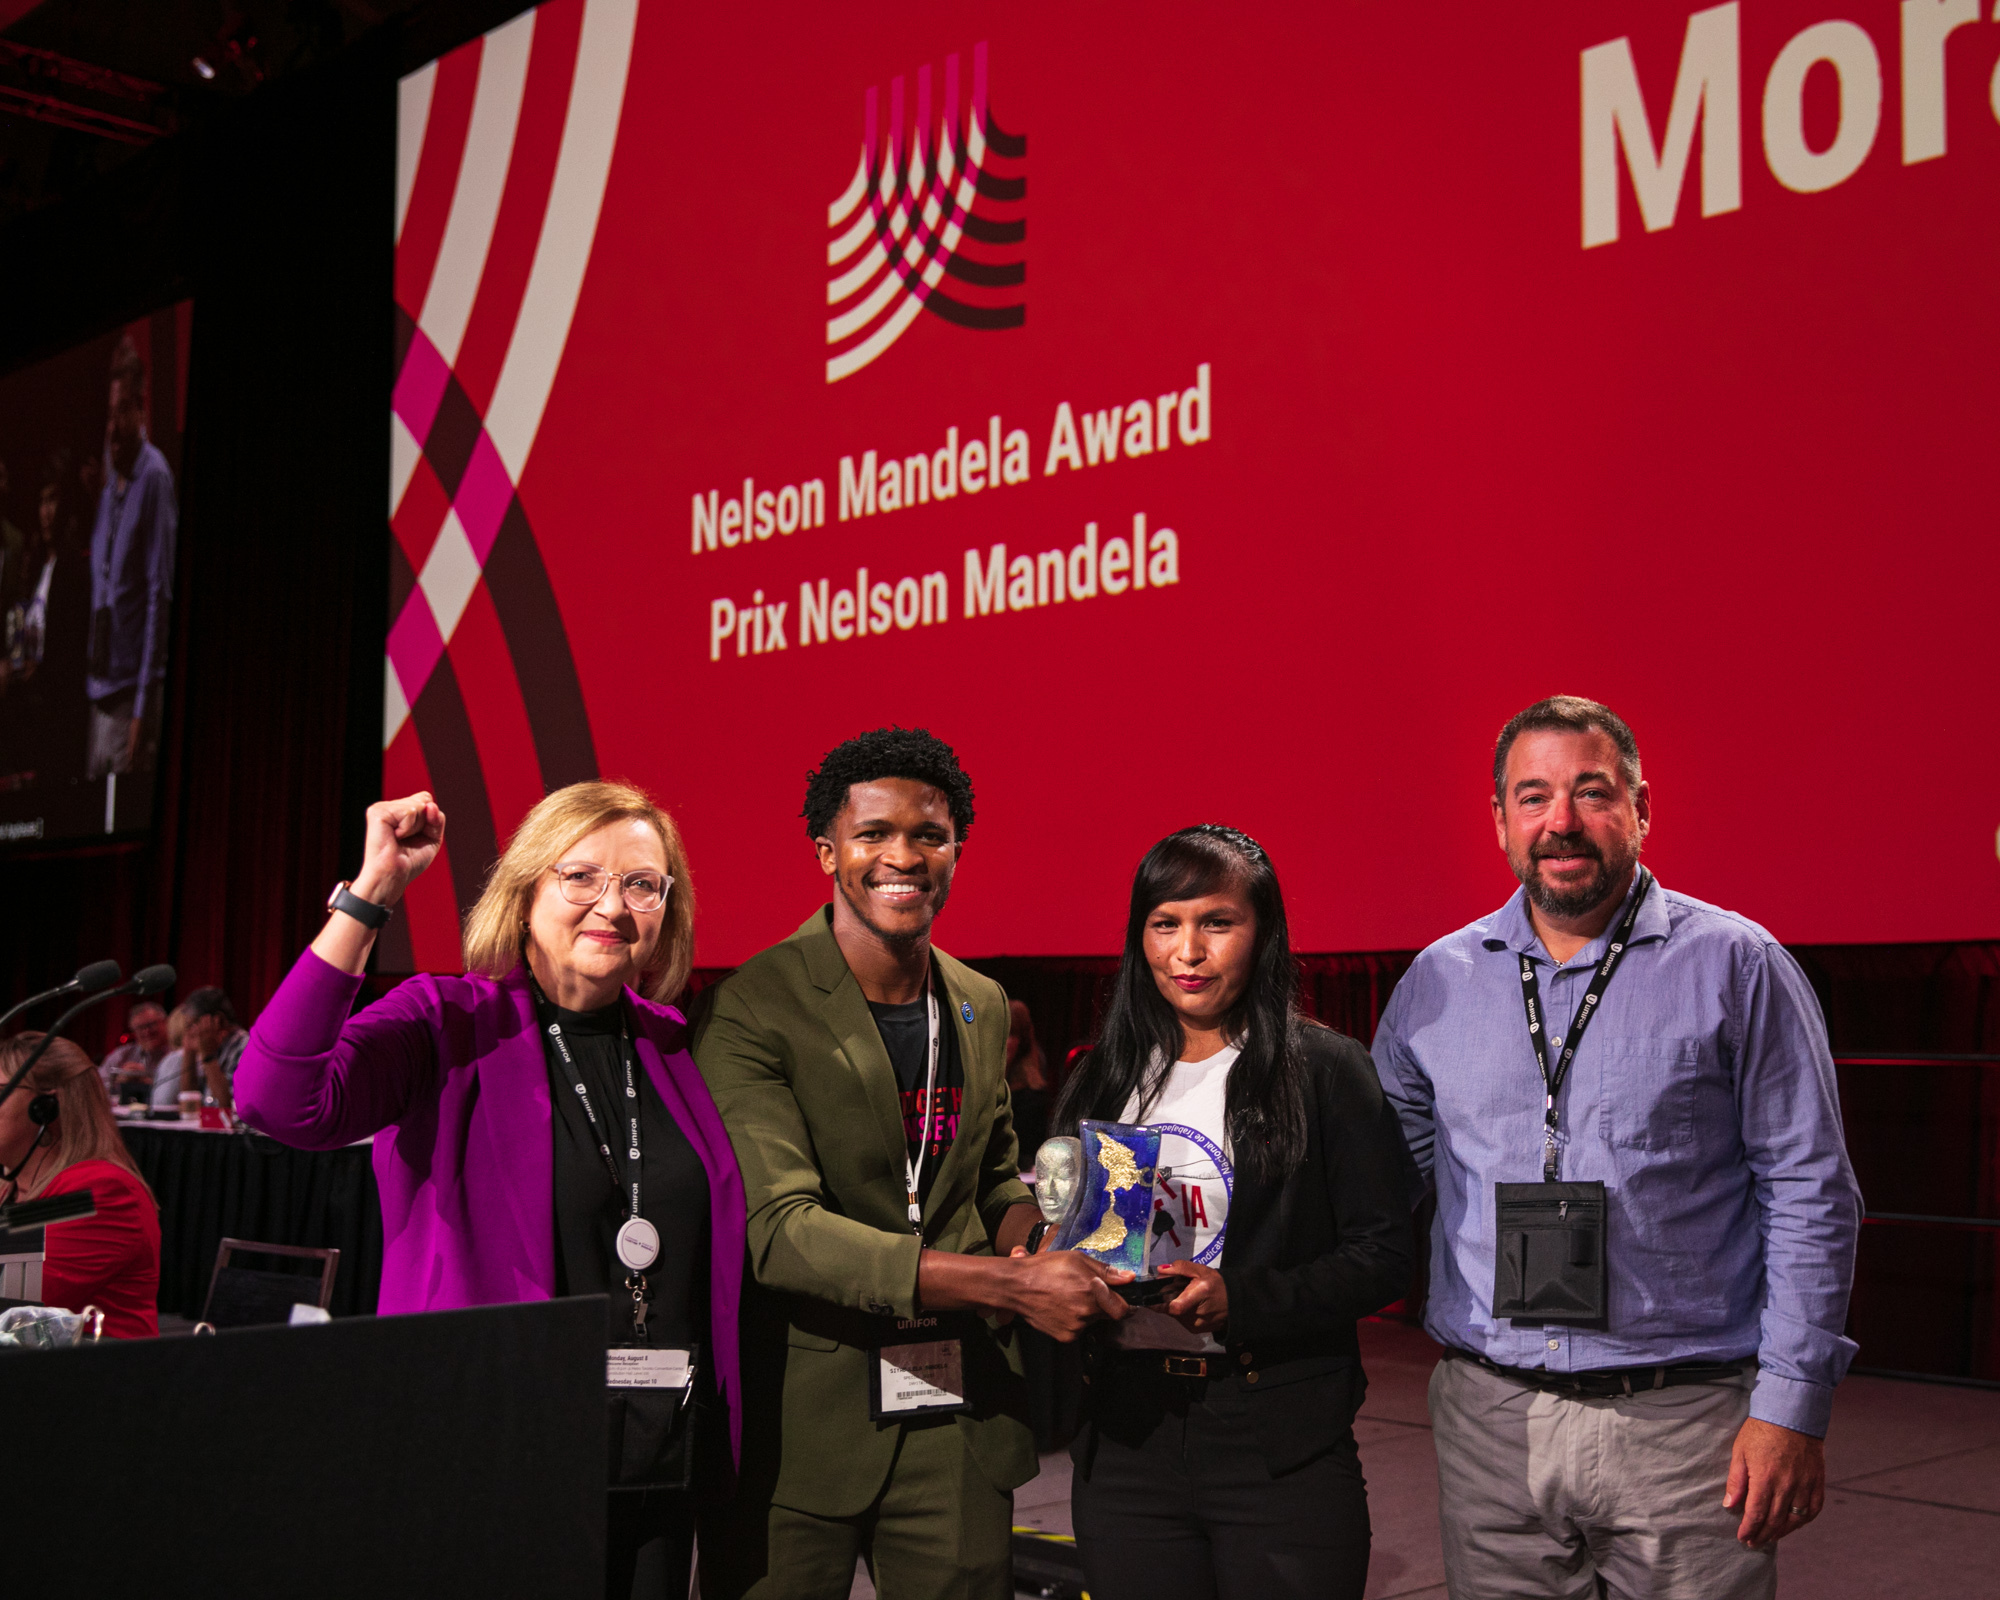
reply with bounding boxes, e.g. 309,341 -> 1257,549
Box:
0,1032 -> 161,1338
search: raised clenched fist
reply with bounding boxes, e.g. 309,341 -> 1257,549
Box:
350,792 -> 446,907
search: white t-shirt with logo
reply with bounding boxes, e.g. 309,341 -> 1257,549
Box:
1107,1043 -> 1238,1353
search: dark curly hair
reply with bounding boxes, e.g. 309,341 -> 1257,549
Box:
802,727 -> 975,840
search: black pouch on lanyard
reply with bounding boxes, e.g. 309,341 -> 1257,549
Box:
607,1344 -> 705,1492
1496,870 -> 1652,1330
1492,1181 -> 1607,1325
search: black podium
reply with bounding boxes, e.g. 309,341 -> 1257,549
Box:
3,1296 -> 606,1596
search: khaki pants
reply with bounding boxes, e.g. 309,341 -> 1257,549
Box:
1428,1354 -> 1775,1600
705,1417 -> 1012,1600
86,688 -> 158,779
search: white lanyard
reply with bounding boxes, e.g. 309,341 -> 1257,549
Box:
903,977 -> 942,1234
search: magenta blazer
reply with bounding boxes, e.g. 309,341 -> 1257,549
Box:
235,950 -> 746,1464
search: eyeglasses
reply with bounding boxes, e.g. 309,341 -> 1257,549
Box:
549,862 -> 673,913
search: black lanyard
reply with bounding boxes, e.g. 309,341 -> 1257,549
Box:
534,980 -> 655,1340
544,1011 -> 641,1224
1517,867 -> 1652,1182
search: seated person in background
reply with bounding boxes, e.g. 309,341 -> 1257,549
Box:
98,999 -> 169,1105
0,1033 -> 160,1338
180,987 -> 245,1113
1005,999 -> 1049,1092
1005,998 -> 1053,1158
146,1002 -> 192,1111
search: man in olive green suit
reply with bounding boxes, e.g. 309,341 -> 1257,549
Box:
695,728 -> 1126,1600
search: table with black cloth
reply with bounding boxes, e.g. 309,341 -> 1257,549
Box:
116,1122 -> 384,1319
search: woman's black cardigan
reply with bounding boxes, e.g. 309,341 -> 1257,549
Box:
1076,1023 -> 1417,1477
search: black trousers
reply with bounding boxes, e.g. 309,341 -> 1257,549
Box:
606,1488 -> 695,1600
1071,1359 -> 1371,1600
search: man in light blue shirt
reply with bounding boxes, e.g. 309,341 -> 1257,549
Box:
85,336 -> 176,780
1373,696 -> 1860,1600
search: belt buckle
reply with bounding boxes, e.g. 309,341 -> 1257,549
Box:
1162,1355 -> 1209,1379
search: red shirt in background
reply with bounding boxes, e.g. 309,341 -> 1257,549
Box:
36,1160 -> 160,1339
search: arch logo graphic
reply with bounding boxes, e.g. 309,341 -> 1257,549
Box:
824,41 -> 1026,383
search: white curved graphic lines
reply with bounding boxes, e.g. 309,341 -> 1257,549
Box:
417,7 -> 535,367
823,41 -> 1027,384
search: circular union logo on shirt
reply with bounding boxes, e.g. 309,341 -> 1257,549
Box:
1151,1120 -> 1233,1267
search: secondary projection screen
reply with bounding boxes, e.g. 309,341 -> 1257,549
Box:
0,304 -> 189,849
384,0 -> 2000,972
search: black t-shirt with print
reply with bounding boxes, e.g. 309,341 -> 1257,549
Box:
867,976 -> 964,1202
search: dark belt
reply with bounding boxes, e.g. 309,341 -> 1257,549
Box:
1443,1345 -> 1745,1399
1105,1349 -> 1217,1380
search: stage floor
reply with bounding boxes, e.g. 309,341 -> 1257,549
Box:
873,1317 -> 2000,1600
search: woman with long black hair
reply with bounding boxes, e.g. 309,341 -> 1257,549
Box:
1051,825 -> 1414,1600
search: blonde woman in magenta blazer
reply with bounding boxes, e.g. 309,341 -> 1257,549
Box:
235,784 -> 746,1599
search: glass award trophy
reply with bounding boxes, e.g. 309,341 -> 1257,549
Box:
1033,1121 -> 1173,1303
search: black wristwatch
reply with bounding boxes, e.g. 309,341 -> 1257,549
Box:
326,880 -> 392,930
1025,1219 -> 1051,1255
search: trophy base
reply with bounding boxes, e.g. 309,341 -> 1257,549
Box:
1111,1276 -> 1182,1308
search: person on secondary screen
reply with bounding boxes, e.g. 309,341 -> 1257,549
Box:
85,337 -> 176,781
3,452 -> 92,786
693,727 -> 1131,1600
233,785 -> 747,1600
0,456 -> 23,598
1051,826 -> 1413,1600
99,999 -> 170,1104
0,1034 -> 161,1338
1371,696 -> 1861,1600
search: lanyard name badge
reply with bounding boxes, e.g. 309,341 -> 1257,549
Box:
541,1002 -> 690,1394
872,973 -> 971,1420
1491,868 -> 1652,1328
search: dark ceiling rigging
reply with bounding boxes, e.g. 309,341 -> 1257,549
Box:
0,0 -> 426,228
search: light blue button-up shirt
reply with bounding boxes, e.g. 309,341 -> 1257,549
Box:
1372,875 -> 1862,1436
86,437 -> 177,706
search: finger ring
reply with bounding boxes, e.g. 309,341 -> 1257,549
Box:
1787,1506 -> 1810,1518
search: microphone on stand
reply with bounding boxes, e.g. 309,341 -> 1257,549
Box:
0,1189 -> 96,1236
0,965 -> 176,1113
0,961 -> 123,1033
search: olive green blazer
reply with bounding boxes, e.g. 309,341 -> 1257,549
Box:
692,907 -> 1037,1516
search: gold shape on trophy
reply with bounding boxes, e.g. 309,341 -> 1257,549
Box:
1074,1134 -> 1142,1254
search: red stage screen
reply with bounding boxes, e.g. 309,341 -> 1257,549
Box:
384,0 -> 2000,971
